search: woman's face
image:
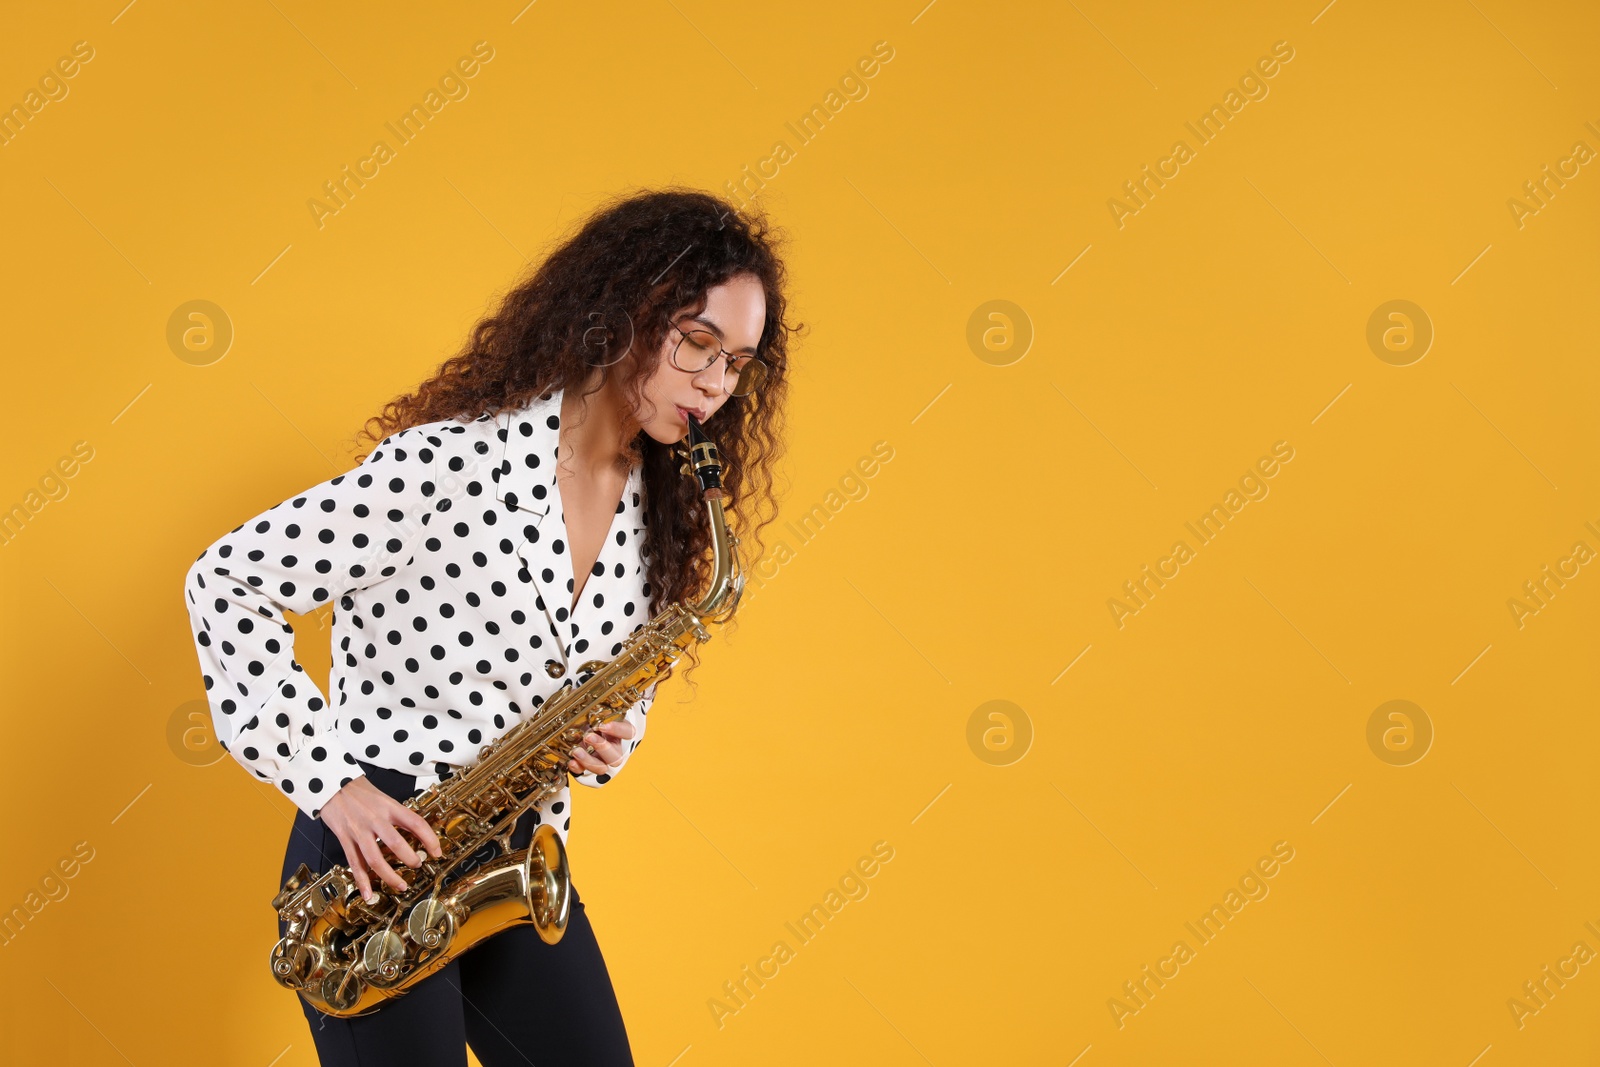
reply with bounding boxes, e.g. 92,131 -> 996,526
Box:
631,272 -> 767,445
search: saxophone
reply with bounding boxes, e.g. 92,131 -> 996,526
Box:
268,415 -> 745,1017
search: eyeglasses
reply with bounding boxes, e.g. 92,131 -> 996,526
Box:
669,322 -> 768,397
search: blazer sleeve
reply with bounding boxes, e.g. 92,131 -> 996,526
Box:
570,680 -> 657,789
182,429 -> 441,820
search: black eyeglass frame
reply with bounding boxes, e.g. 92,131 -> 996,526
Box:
668,321 -> 768,397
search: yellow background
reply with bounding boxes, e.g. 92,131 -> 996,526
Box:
2,1 -> 1596,1063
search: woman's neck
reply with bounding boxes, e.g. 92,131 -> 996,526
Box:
559,370 -> 641,479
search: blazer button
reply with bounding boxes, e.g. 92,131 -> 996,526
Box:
545,660 -> 565,679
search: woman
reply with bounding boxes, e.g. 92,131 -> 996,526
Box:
182,188 -> 795,1066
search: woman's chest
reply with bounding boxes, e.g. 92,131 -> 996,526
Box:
404,480 -> 650,672
556,467 -> 633,615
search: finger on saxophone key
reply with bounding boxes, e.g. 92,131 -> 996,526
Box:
380,822 -> 423,870
599,721 -> 636,743
360,834 -> 407,893
336,831 -> 376,903
399,808 -> 443,859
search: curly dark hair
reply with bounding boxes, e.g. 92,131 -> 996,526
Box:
349,186 -> 800,692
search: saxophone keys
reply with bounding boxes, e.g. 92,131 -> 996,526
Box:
269,936 -> 316,989
305,878 -> 339,918
270,863 -> 314,911
320,965 -> 365,1014
362,928 -> 409,987
406,895 -> 458,953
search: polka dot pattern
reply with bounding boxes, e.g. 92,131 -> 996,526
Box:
182,388 -> 657,839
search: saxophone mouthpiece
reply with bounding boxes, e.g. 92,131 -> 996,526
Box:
683,415 -> 725,497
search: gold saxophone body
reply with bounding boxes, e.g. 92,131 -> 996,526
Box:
269,416 -> 745,1017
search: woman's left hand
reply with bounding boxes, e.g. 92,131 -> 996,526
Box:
568,720 -> 637,774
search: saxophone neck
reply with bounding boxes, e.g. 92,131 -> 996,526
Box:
694,495 -> 743,619
682,416 -> 745,621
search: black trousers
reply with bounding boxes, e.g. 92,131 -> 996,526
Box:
276,761 -> 635,1067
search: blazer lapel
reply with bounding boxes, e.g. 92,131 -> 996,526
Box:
494,392 -> 570,659
494,388 -> 651,665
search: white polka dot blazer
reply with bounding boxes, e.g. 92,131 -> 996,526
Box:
183,388 -> 658,840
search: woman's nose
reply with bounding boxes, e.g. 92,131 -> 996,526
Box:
693,358 -> 731,397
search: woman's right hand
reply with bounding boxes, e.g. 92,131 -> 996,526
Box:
317,775 -> 443,902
